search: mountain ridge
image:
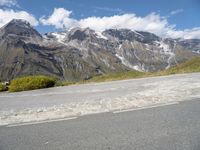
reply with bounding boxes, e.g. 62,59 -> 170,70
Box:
0,19 -> 199,81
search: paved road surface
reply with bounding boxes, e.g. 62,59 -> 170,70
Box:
0,99 -> 200,150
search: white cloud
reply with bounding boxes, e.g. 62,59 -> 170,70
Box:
79,13 -> 170,36
40,8 -> 78,29
0,0 -> 17,6
170,9 -> 184,16
40,9 -> 170,35
40,8 -> 200,39
166,28 -> 200,39
0,9 -> 38,27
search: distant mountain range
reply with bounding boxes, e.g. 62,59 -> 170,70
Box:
0,19 -> 199,81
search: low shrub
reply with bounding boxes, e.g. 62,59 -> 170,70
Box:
0,83 -> 4,92
0,83 -> 8,92
9,75 -> 57,92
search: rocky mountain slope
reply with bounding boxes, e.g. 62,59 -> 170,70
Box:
0,19 -> 199,81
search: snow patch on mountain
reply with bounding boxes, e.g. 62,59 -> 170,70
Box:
116,44 -> 145,72
155,40 -> 176,69
95,31 -> 108,40
51,32 -> 67,44
115,53 -> 142,71
193,50 -> 200,54
133,31 -> 144,37
159,41 -> 171,54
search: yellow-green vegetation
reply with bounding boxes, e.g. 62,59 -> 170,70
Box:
87,70 -> 147,82
155,57 -> 200,76
0,83 -> 4,92
0,83 -> 8,92
88,57 -> 200,82
55,81 -> 76,86
9,75 -> 57,92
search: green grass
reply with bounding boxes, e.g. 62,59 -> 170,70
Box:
155,57 -> 200,76
87,70 -> 147,82
9,75 -> 57,92
87,57 -> 200,82
55,81 -> 76,87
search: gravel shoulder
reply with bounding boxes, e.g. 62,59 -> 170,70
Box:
1,73 -> 200,125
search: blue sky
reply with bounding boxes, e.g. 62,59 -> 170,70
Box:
0,0 -> 199,39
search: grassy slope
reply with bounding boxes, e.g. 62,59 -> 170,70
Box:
155,57 -> 200,76
87,70 -> 147,82
1,57 -> 200,92
87,57 -> 200,82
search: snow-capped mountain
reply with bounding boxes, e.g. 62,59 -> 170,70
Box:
0,19 -> 198,81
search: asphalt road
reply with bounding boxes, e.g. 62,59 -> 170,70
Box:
0,99 -> 200,150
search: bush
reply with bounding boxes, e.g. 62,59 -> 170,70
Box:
0,83 -> 4,92
0,83 -> 8,92
9,75 -> 57,92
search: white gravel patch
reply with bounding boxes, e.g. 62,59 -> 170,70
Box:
1,74 -> 200,125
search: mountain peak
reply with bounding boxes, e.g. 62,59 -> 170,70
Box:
1,19 -> 42,39
9,19 -> 31,26
66,27 -> 96,41
4,19 -> 32,30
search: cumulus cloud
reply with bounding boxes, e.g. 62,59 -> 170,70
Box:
0,0 -> 17,6
79,13 -> 170,36
0,9 -> 38,27
40,8 -> 171,35
40,8 -> 200,39
40,8 -> 78,29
